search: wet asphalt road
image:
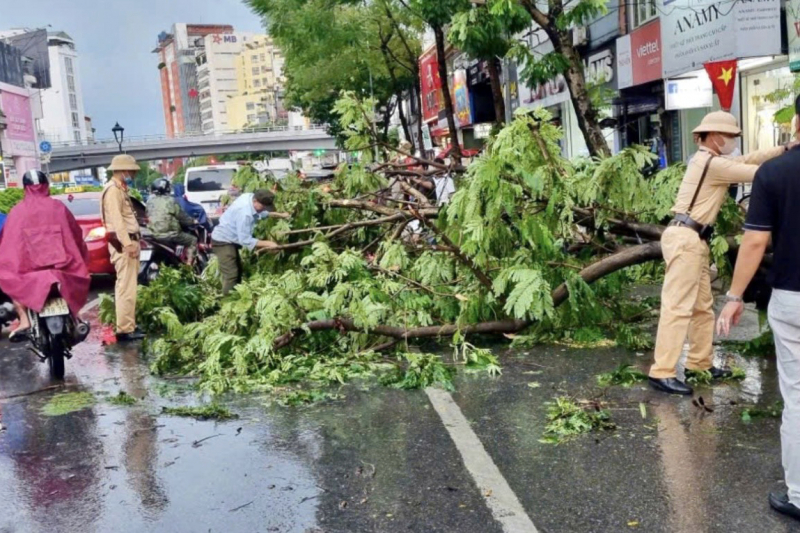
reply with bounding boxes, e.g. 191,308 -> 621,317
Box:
1,290 -> 799,533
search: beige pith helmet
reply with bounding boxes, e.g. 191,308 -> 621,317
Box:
108,154 -> 139,172
692,111 -> 742,136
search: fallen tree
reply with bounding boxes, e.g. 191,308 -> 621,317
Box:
105,96 -> 750,395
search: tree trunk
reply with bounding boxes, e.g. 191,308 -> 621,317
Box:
413,77 -> 426,157
396,91 -> 413,151
558,38 -> 611,158
433,25 -> 461,165
272,242 -> 664,349
519,1 -> 611,158
486,59 -> 506,125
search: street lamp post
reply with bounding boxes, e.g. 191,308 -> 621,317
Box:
112,122 -> 125,153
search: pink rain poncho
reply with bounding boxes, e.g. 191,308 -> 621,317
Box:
0,184 -> 90,316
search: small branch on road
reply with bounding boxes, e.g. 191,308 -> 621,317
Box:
192,434 -> 223,448
229,500 -> 255,513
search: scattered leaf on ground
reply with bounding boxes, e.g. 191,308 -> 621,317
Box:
527,382 -> 541,389
40,392 -> 96,417
108,391 -> 138,406
161,403 -> 238,420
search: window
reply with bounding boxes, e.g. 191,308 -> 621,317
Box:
73,130 -> 81,142
246,102 -> 256,111
247,114 -> 256,122
254,79 -> 261,88
67,75 -> 76,92
630,0 -> 656,29
71,112 -> 80,128
251,54 -> 259,62
259,53 -> 266,62
186,168 -> 236,192
69,93 -> 78,110
251,67 -> 259,76
262,78 -> 269,87
65,56 -> 74,75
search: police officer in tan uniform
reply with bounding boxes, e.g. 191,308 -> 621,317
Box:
102,154 -> 144,342
649,111 -> 795,395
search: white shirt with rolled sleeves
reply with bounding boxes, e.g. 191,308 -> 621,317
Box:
211,193 -> 269,251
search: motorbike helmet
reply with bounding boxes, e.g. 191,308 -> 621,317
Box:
22,170 -> 49,187
151,178 -> 172,196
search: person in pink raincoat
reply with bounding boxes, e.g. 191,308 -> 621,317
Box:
0,170 -> 90,340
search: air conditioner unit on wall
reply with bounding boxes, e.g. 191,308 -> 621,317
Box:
572,26 -> 587,47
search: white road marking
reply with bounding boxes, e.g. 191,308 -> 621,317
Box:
425,387 -> 539,533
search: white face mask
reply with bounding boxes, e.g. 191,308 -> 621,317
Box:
716,135 -> 738,155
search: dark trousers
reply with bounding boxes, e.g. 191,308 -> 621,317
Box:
212,241 -> 242,295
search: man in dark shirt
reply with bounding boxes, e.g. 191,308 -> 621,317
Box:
717,94 -> 800,521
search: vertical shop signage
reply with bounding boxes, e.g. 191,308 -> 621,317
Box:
788,0 -> 800,72
419,49 -> 443,123
617,20 -> 662,89
659,0 -> 780,78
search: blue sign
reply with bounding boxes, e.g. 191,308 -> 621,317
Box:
39,141 -> 52,153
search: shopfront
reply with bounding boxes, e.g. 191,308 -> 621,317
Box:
0,82 -> 39,188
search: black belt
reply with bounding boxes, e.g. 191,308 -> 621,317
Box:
669,214 -> 714,241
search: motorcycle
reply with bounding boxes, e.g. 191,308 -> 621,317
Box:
138,224 -> 212,285
26,286 -> 90,380
0,288 -> 16,329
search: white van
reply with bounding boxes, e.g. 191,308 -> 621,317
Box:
184,163 -> 239,218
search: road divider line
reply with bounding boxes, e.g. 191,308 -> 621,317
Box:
425,387 -> 539,533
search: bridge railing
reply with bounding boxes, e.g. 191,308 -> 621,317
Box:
47,124 -> 329,150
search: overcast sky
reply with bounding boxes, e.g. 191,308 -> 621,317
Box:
0,0 -> 265,138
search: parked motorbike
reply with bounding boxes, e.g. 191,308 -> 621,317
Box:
26,286 -> 90,380
138,225 -> 212,285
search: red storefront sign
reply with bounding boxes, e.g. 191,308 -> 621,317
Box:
617,19 -> 662,89
419,49 -> 443,123
631,20 -> 661,86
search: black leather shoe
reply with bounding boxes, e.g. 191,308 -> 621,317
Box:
117,329 -> 145,342
649,377 -> 693,395
686,367 -> 733,380
769,492 -> 800,520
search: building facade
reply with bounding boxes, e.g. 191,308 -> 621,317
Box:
196,32 -> 254,134
226,35 -> 286,130
35,32 -> 88,144
154,24 -> 234,137
0,81 -> 40,187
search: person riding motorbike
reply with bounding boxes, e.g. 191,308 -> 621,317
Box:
172,182 -> 212,232
0,170 -> 90,341
145,178 -> 198,264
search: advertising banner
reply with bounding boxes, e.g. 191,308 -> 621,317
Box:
788,0 -> 800,71
0,88 -> 36,157
659,0 -> 781,78
452,69 -> 472,127
419,49 -> 443,123
617,20 -> 662,89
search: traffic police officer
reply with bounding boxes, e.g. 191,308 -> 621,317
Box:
649,111 -> 794,395
102,154 -> 144,342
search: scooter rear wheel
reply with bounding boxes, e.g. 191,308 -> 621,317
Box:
47,334 -> 66,380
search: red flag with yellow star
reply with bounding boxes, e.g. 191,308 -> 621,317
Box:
704,60 -> 738,112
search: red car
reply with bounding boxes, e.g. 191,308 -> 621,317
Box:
57,191 -> 146,276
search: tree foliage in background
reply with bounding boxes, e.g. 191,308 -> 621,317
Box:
490,0 -> 613,157
247,0 -> 423,146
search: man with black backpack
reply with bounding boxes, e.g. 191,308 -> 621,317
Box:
649,111 -> 795,395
